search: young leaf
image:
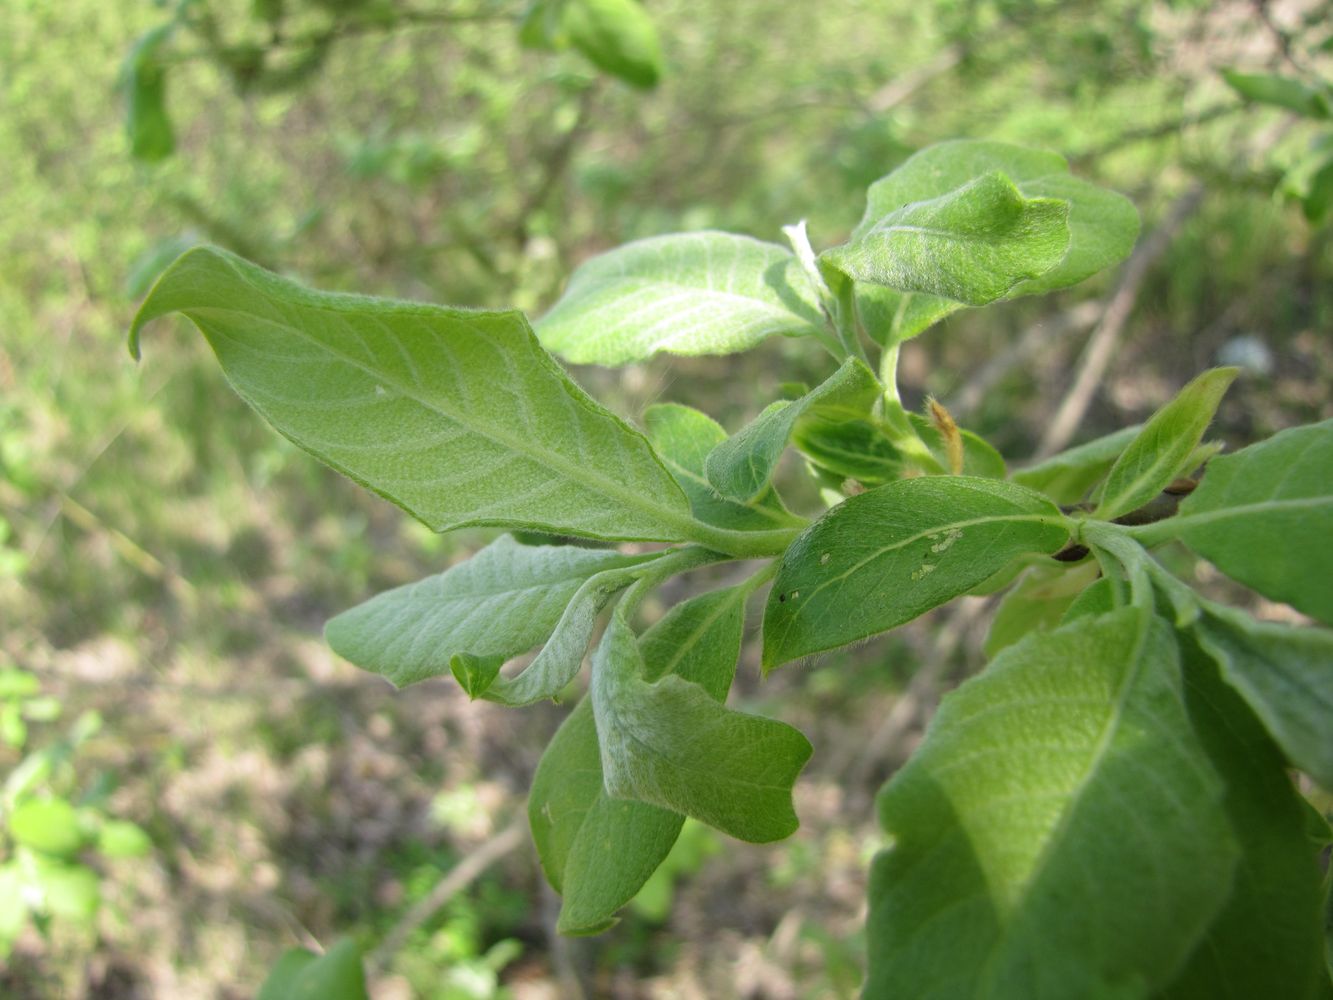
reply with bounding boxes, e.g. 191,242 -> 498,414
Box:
866,610 -> 1236,998
591,605 -> 811,843
791,415 -> 904,486
1192,604 -> 1333,789
1223,69 -> 1332,119
704,358 -> 880,502
1160,635 -> 1329,999
535,232 -> 824,365
256,939 -> 368,1000
130,247 -> 699,544
529,584 -> 748,933
1013,425 -> 1142,504
643,403 -> 803,532
763,477 -> 1068,669
844,140 -> 1139,344
563,0 -> 663,90
325,535 -> 653,688
1153,418 -> 1333,624
820,172 -> 1071,305
1094,368 -> 1237,521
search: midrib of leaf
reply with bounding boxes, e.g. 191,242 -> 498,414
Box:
1127,496 -> 1328,545
611,708 -> 796,794
187,298 -> 718,546
799,512 -> 1067,607
978,609 -> 1154,966
868,222 -> 1039,245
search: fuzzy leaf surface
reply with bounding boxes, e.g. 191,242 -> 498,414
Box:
763,477 -> 1067,669
847,140 -> 1139,344
325,536 -> 651,688
530,584 -> 748,933
704,358 -> 880,502
1014,425 -> 1142,504
1166,419 -> 1333,624
866,610 -> 1236,999
1159,635 -> 1329,999
1095,368 -> 1236,521
821,172 -> 1070,306
591,606 -> 810,843
535,232 -> 823,364
643,403 -> 802,532
1192,604 -> 1333,789
130,247 -> 695,543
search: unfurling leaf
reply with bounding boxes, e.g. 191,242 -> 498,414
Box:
763,477 -> 1068,669
591,604 -> 811,843
530,584 -> 748,933
130,247 -> 696,543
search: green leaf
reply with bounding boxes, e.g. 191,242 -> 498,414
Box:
96,819 -> 153,859
130,247 -> 698,544
535,232 -> 823,365
791,414 -> 903,487
763,477 -> 1068,669
843,140 -> 1138,344
1062,576 -> 1117,622
1191,604 -> 1333,789
0,863 -> 29,944
563,0 -> 663,89
530,584 -> 748,934
983,561 -> 1100,657
1094,368 -> 1237,521
257,939 -> 368,1000
1013,425 -> 1142,504
1223,69 -> 1331,119
643,403 -> 803,532
821,172 -> 1071,306
325,535 -> 652,688
124,26 -> 176,163
0,667 -> 40,699
7,798 -> 85,858
866,610 -> 1236,998
704,358 -> 880,502
1159,633 -> 1328,999
1158,419 -> 1333,624
31,859 -> 100,924
591,603 -> 811,843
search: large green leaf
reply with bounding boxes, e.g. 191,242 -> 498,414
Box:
1152,419 -> 1333,624
534,232 -> 823,365
643,403 -> 803,532
130,247 -> 698,544
1160,634 -> 1328,999
530,584 -> 748,933
821,172 -> 1070,305
763,477 -> 1068,669
325,535 -> 652,689
1192,604 -> 1333,790
1094,368 -> 1236,521
563,0 -> 663,89
1013,425 -> 1142,504
590,603 -> 811,842
845,140 -> 1139,344
866,610 -> 1236,998
704,358 -> 880,502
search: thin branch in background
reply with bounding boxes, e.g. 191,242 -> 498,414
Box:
1033,184 -> 1206,460
1072,103 -> 1240,166
367,817 -> 527,976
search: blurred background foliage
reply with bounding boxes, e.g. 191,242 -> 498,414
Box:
1,0 -> 1331,995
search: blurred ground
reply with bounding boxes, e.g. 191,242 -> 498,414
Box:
1,0 -> 1331,996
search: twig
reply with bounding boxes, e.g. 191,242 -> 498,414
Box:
866,45 -> 963,114
367,817 -> 527,974
1033,185 -> 1205,460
